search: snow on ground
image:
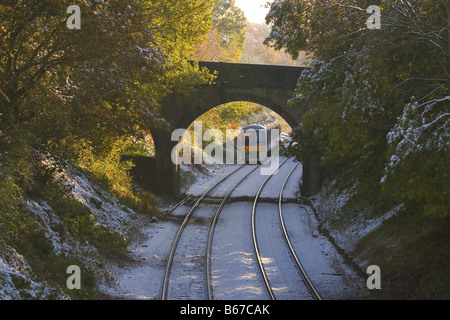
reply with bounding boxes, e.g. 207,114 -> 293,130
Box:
0,245 -> 67,300
1,156 -> 378,300
104,160 -> 365,300
309,181 -> 405,266
211,202 -> 269,300
181,158 -> 293,199
181,163 -> 243,197
56,163 -> 140,236
24,198 -> 113,278
281,203 -> 364,298
0,160 -> 145,300
334,204 -> 404,253
103,221 -> 181,300
25,200 -> 74,256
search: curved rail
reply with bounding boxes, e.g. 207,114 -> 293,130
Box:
278,163 -> 322,300
162,159 -> 322,300
205,165 -> 261,300
251,159 -> 288,300
161,165 -> 246,300
165,195 -> 192,215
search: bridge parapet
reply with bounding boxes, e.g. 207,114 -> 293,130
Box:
197,61 -> 305,90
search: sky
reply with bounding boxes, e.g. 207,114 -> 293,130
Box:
234,0 -> 271,23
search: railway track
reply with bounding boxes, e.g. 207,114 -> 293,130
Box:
161,164 -> 259,300
161,159 -> 322,300
277,163 -> 322,300
252,160 -> 322,300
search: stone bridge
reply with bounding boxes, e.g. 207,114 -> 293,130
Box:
149,61 -> 321,198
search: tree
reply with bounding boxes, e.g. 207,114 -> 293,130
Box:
194,0 -> 246,62
0,0 -> 166,147
239,22 -> 311,66
146,0 -> 215,91
0,0 -> 218,203
267,0 -> 449,216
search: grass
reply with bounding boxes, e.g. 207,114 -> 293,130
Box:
8,201 -> 102,299
318,170 -> 450,300
354,202 -> 450,299
0,154 -> 141,299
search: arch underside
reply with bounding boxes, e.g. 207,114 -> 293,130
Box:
152,84 -> 308,196
160,86 -> 303,131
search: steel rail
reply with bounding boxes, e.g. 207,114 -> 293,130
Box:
278,163 -> 322,300
165,195 -> 192,215
161,165 -> 246,300
205,164 -> 262,300
251,158 -> 288,300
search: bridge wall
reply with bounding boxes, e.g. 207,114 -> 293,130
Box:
150,62 -> 321,198
197,61 -> 305,90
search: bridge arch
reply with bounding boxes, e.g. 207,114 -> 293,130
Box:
161,87 -> 301,130
150,62 -> 320,197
